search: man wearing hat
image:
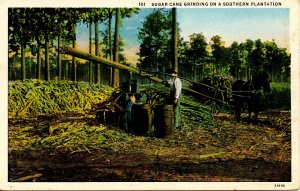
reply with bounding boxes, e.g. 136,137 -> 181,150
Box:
165,69 -> 182,129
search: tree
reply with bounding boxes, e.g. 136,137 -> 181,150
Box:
31,9 -> 62,81
276,48 -> 290,82
111,8 -> 138,86
229,41 -> 248,80
89,20 -> 93,83
54,8 -> 73,80
279,49 -> 291,82
210,35 -> 226,75
251,39 -> 266,75
108,9 -> 114,86
101,26 -> 126,62
244,39 -> 254,80
112,8 -> 121,88
95,19 -> 101,83
98,8 -> 115,86
171,8 -> 178,72
178,38 -> 188,77
138,9 -> 172,75
229,41 -> 239,79
9,8 -> 85,81
183,33 -> 209,80
8,8 -> 34,81
68,10 -> 80,81
91,9 -> 106,84
81,8 -> 107,83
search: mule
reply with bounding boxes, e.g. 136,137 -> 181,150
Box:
232,72 -> 271,123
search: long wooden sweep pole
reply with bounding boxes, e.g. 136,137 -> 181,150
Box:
61,47 -> 164,83
61,47 -> 228,105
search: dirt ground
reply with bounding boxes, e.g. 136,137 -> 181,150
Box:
8,112 -> 291,182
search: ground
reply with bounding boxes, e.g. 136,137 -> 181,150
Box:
8,112 -> 291,182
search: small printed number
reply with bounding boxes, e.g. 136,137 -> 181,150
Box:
275,184 -> 285,187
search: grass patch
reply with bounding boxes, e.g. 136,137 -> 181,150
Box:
261,82 -> 291,111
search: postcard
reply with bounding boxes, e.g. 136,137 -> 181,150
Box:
0,0 -> 299,190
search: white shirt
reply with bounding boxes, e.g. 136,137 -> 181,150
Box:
169,77 -> 182,99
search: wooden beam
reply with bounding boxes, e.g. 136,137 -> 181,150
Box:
61,47 -> 164,83
61,47 -> 228,105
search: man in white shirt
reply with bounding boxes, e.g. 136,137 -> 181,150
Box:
166,69 -> 182,129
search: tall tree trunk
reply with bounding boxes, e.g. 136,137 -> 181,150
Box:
21,44 -> 26,81
36,41 -> 41,79
72,39 -> 76,81
71,25 -> 77,81
246,62 -> 250,81
193,59 -> 196,81
109,11 -> 113,86
271,66 -> 275,82
109,12 -> 113,60
9,57 -> 12,80
57,35 -> 62,79
199,64 -> 203,80
112,8 -> 120,88
28,57 -> 32,79
45,37 -> 50,81
171,8 -> 178,72
212,62 -> 215,78
89,20 -> 93,83
237,63 -> 239,80
95,19 -> 101,84
65,61 -> 69,80
13,54 -> 17,80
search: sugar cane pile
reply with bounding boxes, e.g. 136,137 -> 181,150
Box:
140,84 -> 215,127
189,74 -> 235,104
9,121 -> 131,153
8,80 -> 216,153
8,79 -> 113,117
210,74 -> 235,90
8,80 -> 119,152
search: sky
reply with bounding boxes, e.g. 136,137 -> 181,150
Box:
76,8 -> 289,65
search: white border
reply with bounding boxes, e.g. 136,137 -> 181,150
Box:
1,0 -> 299,190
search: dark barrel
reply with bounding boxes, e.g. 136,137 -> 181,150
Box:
154,105 -> 174,138
132,104 -> 152,135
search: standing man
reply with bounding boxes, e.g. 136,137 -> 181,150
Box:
166,69 -> 182,129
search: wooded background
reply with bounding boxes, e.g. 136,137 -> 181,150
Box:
8,8 -> 291,85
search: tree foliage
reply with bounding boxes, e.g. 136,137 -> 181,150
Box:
137,10 -> 290,82
137,9 -> 172,72
8,8 -> 290,83
181,33 -> 209,80
8,8 -> 139,83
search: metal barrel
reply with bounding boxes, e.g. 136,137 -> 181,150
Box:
132,104 -> 152,135
154,104 -> 174,138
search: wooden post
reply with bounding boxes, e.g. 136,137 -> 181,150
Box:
171,8 -> 178,72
